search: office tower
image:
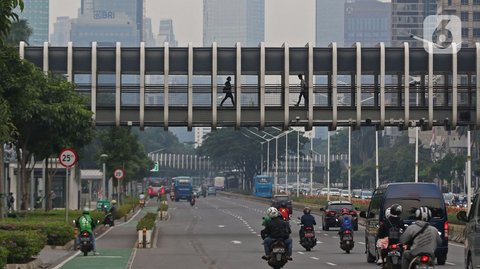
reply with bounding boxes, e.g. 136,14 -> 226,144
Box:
344,0 -> 392,46
316,0 -> 345,47
50,16 -> 71,46
18,0 -> 49,45
157,19 -> 178,47
203,0 -> 265,46
392,0 -> 437,47
437,0 -> 480,47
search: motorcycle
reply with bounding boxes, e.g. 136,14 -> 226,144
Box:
266,239 -> 289,269
383,243 -> 402,269
190,196 -> 196,206
299,225 -> 316,251
339,229 -> 354,254
73,220 -> 96,256
139,199 -> 145,208
408,253 -> 435,269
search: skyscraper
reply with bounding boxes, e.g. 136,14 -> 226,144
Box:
50,16 -> 71,46
316,0 -> 345,47
344,0 -> 391,46
157,19 -> 178,47
437,0 -> 480,48
203,0 -> 265,46
18,0 -> 49,45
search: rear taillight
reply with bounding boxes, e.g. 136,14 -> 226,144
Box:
83,232 -> 89,236
390,244 -> 397,250
444,221 -> 448,240
344,230 -> 351,234
328,211 -> 336,216
420,255 -> 429,264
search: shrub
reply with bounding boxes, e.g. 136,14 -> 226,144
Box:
0,247 -> 8,268
136,212 -> 157,231
115,204 -> 133,219
158,203 -> 168,212
0,230 -> 46,263
0,221 -> 74,246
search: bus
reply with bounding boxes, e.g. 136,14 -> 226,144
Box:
172,176 -> 193,201
253,175 -> 273,198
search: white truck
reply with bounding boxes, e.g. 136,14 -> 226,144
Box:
214,177 -> 225,190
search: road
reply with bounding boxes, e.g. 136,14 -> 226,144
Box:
128,194 -> 465,269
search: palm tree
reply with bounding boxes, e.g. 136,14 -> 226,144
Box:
5,19 -> 31,46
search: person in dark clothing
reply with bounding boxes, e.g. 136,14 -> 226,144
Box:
220,76 -> 234,106
377,204 -> 405,264
295,74 -> 308,107
299,207 -> 316,238
7,193 -> 14,212
262,207 -> 293,261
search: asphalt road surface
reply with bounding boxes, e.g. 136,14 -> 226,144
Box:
128,194 -> 465,269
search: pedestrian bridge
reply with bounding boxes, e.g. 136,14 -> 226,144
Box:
19,41 -> 480,130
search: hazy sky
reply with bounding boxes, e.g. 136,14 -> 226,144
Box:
49,0 -> 315,46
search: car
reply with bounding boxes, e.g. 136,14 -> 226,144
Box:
352,189 -> 362,198
320,201 -> 358,231
360,183 -> 448,265
341,189 -> 350,198
271,194 -> 293,214
457,190 -> 480,268
360,190 -> 373,199
207,186 -> 216,196
319,188 -> 329,196
329,188 -> 340,196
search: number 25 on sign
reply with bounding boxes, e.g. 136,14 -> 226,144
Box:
58,148 -> 78,168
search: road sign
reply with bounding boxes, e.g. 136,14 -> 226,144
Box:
113,168 -> 125,180
58,148 -> 78,168
150,161 -> 159,172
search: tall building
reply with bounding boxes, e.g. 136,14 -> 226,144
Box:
50,16 -> 71,46
316,0 -> 345,47
391,0 -> 437,47
157,19 -> 178,46
344,0 -> 392,46
203,0 -> 265,46
437,0 -> 480,47
18,0 -> 49,45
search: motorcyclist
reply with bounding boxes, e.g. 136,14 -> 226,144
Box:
278,201 -> 290,221
139,192 -> 146,206
338,208 -> 354,239
299,207 -> 316,239
107,200 -> 117,226
377,204 -> 405,264
76,207 -> 99,255
261,207 -> 293,261
400,206 -> 442,269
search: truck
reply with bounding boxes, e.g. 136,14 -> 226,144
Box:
214,176 -> 225,190
172,176 -> 193,202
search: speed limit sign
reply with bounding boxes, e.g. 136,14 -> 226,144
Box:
113,168 -> 125,180
58,148 -> 78,168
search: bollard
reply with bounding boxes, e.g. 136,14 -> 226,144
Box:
142,227 -> 147,248
73,227 -> 78,250
160,210 -> 163,220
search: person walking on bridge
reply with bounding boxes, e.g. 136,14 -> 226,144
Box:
220,76 -> 235,106
295,74 -> 308,107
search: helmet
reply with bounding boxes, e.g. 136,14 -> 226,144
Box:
415,206 -> 432,222
341,208 -> 350,215
281,201 -> 287,208
303,207 -> 311,214
227,76 -> 231,81
111,200 -> 117,204
267,207 -> 279,218
82,207 -> 90,214
390,204 -> 403,217
385,208 -> 391,219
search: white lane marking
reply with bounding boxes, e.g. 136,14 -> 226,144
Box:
297,251 -> 305,255
127,247 -> 137,269
84,256 -> 123,258
252,231 -> 257,234
218,225 -> 225,228
316,241 -> 323,244
231,240 -> 242,244
324,233 -> 329,236
257,234 -> 261,237
326,262 -> 337,266
332,236 -> 339,239
358,242 -> 365,245
311,257 -> 320,260
446,262 -> 456,266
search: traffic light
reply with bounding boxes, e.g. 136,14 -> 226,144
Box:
150,161 -> 159,172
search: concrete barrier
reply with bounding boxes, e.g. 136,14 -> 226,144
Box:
449,224 -> 465,244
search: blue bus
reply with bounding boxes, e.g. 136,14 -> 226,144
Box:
253,175 -> 273,198
172,176 -> 193,202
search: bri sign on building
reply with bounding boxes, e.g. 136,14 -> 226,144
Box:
94,10 -> 115,20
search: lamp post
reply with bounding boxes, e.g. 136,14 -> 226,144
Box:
100,154 -> 108,200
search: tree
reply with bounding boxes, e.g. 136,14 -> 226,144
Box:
5,19 -> 31,46
133,127 -> 193,154
0,0 -> 24,42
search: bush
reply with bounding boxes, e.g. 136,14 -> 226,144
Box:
115,204 -> 133,219
0,221 -> 74,246
136,212 -> 157,231
0,246 -> 8,268
0,230 -> 46,263
158,203 -> 168,212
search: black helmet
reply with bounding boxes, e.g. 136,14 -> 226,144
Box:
227,76 -> 231,81
303,207 -> 311,214
390,204 -> 402,217
281,201 -> 287,208
415,206 -> 432,222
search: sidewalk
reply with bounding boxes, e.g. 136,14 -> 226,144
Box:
37,202 -> 151,269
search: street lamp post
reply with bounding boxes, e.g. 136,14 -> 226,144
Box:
100,154 -> 108,200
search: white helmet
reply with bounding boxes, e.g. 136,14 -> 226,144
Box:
385,207 -> 391,219
267,207 -> 279,218
415,206 -> 432,222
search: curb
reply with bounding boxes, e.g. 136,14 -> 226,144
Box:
45,240 -> 74,251
6,258 -> 43,269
